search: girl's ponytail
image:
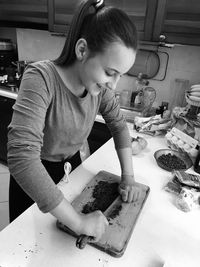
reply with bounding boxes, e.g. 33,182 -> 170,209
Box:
54,0 -> 137,66
54,0 -> 99,65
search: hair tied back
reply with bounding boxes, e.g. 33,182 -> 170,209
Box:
94,0 -> 105,12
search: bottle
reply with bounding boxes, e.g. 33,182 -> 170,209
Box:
194,147 -> 200,173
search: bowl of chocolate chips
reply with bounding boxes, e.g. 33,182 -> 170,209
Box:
154,149 -> 193,172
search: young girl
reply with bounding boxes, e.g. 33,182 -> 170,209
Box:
8,0 -> 141,242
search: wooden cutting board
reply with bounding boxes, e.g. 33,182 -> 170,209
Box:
57,171 -> 150,257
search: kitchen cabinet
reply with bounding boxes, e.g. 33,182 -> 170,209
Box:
0,96 -> 15,164
0,0 -> 48,30
48,0 -> 200,46
105,0 -> 156,42
1,0 -> 200,46
47,0 -> 157,41
87,121 -> 111,154
152,0 -> 200,46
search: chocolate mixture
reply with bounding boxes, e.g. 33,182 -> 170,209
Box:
82,181 -> 122,220
158,153 -> 186,170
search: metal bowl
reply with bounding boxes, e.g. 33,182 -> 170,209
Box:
154,149 -> 193,172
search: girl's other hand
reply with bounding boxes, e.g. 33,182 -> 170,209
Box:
118,175 -> 142,203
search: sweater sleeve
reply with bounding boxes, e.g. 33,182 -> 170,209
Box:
99,88 -> 131,149
7,64 -> 64,213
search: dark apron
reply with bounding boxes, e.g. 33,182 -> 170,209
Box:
9,151 -> 81,222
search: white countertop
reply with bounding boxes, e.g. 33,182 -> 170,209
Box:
0,126 -> 200,267
0,87 -> 17,99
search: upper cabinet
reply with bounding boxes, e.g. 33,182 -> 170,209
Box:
48,0 -> 76,33
47,0 -> 157,41
152,0 -> 200,46
0,0 -> 48,30
103,0 -> 157,42
0,0 -> 200,46
48,0 -> 200,46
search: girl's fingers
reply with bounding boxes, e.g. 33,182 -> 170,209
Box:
119,186 -> 128,202
127,188 -> 134,203
132,189 -> 139,202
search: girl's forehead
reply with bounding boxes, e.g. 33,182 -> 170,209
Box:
98,42 -> 136,72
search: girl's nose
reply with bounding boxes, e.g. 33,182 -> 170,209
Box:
106,76 -> 121,91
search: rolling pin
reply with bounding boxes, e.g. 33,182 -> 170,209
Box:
76,196 -> 122,249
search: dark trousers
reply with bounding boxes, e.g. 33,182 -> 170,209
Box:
9,151 -> 81,222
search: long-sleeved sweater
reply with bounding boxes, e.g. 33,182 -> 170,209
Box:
7,60 -> 131,213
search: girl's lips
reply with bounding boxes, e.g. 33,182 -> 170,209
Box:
97,83 -> 112,91
97,83 -> 103,89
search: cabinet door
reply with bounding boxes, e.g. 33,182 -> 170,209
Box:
106,0 -> 157,41
48,0 -> 75,33
47,0 -> 157,42
88,121 -> 111,154
0,96 -> 15,163
153,0 -> 200,45
0,0 -> 48,29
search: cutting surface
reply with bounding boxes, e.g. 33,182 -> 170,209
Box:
57,170 -> 150,257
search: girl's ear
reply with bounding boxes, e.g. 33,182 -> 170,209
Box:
75,38 -> 88,61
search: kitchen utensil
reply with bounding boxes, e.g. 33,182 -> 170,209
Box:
169,78 -> 189,110
76,195 -> 122,249
154,149 -> 193,172
56,171 -> 150,257
119,90 -> 130,107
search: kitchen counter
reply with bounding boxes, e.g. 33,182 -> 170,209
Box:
0,127 -> 200,267
0,86 -> 18,100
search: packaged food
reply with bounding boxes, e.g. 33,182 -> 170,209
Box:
175,187 -> 200,212
173,170 -> 200,189
164,176 -> 182,195
164,172 -> 200,212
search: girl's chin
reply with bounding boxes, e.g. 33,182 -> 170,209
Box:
89,90 -> 101,96
88,84 -> 101,96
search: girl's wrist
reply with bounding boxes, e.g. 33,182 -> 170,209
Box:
121,173 -> 135,182
121,172 -> 134,177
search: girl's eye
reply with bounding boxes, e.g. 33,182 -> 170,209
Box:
105,71 -> 123,79
105,71 -> 115,77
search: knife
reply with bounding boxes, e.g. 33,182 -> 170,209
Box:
76,195 -> 122,249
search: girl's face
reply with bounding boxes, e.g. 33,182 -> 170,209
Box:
78,41 -> 136,96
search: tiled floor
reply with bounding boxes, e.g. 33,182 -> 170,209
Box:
0,163 -> 10,231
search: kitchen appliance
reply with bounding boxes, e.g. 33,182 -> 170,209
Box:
0,39 -> 20,91
57,171 -> 150,257
0,39 -> 17,75
0,60 -> 28,92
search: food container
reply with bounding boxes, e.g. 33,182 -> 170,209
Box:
154,149 -> 193,172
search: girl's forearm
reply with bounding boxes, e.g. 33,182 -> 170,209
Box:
116,147 -> 134,177
50,198 -> 82,234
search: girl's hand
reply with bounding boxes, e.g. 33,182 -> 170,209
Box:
118,175 -> 142,203
79,210 -> 109,242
